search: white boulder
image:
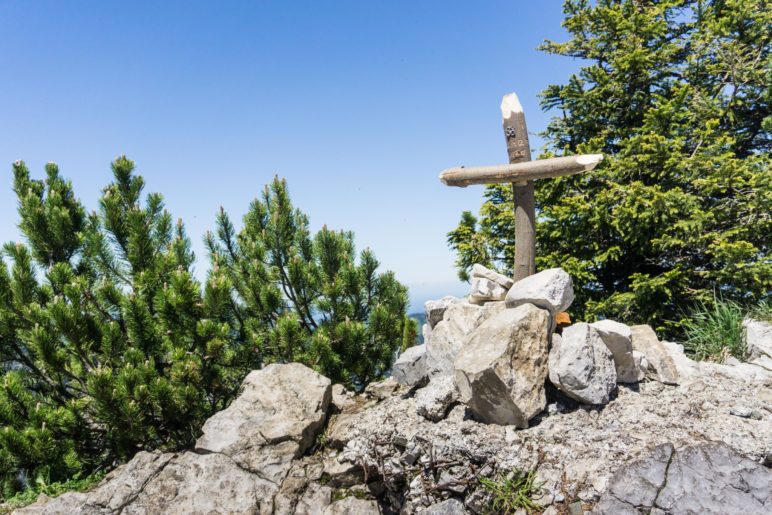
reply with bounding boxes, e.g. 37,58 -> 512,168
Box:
425,296 -> 456,329
425,300 -> 484,377
549,323 -> 617,405
196,363 -> 331,476
505,267 -> 574,316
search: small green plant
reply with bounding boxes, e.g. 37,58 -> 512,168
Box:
749,300 -> 772,323
479,469 -> 542,514
682,298 -> 747,362
1,471 -> 105,512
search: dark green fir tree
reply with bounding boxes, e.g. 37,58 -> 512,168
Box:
449,0 -> 771,336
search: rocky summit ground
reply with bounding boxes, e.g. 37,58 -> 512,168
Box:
14,267 -> 772,515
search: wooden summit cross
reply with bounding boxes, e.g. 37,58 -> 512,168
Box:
440,92 -> 603,282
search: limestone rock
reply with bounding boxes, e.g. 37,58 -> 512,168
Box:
505,267 -> 574,316
590,320 -> 643,383
661,340 -> 701,381
750,354 -> 772,371
323,497 -> 380,514
195,363 -> 331,477
744,318 -> 772,360
468,277 -> 507,305
549,323 -> 617,405
125,452 -> 277,514
454,303 -> 550,427
630,325 -> 679,385
594,443 -> 771,514
425,297 -> 456,329
415,375 -> 458,422
365,377 -> 401,400
471,263 -> 513,289
331,384 -> 357,413
19,452 -> 279,514
393,344 -> 428,386
632,350 -> 648,379
424,498 -> 468,514
425,301 -> 484,377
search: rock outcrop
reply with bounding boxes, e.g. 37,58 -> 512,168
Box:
15,268 -> 772,515
454,303 -> 550,426
594,443 -> 771,514
18,363 -> 332,515
549,323 -> 617,404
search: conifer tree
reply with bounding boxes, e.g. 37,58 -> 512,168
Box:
449,0 -> 771,335
206,177 -> 412,388
0,159 -> 410,496
0,158 -> 251,494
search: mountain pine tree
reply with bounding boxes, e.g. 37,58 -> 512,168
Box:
449,0 -> 771,336
0,159 -> 410,496
0,157 -> 254,495
205,177 -> 413,388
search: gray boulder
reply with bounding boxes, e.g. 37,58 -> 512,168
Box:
630,325 -> 679,385
196,362 -> 331,476
549,323 -> 617,405
392,344 -> 428,386
590,319 -> 643,383
744,318 -> 772,360
415,375 -> 458,422
594,443 -> 771,514
505,267 -> 574,316
454,303 -> 550,427
18,364 -> 333,515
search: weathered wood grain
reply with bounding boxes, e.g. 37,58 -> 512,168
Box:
439,154 -> 604,187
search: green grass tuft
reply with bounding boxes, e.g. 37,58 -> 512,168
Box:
479,468 -> 543,514
682,298 -> 747,362
1,472 -> 105,513
748,300 -> 772,323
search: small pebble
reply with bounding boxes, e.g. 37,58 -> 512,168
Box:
730,406 -> 753,418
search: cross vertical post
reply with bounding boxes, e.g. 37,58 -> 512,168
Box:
439,92 -> 603,283
502,93 -> 535,281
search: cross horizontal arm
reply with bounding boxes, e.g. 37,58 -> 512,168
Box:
439,154 -> 603,187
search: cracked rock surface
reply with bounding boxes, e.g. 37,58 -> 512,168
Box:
593,442 -> 771,514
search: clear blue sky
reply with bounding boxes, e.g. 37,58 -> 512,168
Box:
0,1 -> 580,310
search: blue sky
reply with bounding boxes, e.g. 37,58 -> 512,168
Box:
0,1 -> 580,310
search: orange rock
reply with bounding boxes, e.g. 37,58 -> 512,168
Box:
555,312 -> 571,326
